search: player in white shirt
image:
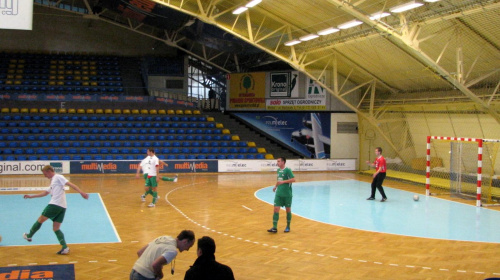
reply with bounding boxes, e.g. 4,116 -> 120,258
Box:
23,165 -> 88,255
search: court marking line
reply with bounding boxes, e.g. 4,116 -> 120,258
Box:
242,205 -> 253,211
164,180 -> 500,277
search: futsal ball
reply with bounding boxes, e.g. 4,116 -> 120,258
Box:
413,194 -> 419,201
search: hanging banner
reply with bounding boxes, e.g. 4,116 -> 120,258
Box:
228,72 -> 266,109
0,0 -> 33,30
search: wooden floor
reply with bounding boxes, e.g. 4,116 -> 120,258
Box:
1,172 -> 499,280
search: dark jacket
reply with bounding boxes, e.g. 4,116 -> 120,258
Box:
184,255 -> 234,280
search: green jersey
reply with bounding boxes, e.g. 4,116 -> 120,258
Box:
276,167 -> 294,197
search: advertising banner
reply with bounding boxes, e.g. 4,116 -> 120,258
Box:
228,72 -> 266,109
0,264 -> 75,280
0,161 -> 67,175
0,0 -> 33,30
70,160 -> 218,174
234,112 -> 331,159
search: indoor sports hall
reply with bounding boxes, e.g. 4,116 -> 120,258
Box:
1,1 -> 499,280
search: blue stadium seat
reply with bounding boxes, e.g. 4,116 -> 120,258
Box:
246,154 -> 255,159
226,154 -> 235,159
256,154 -> 265,159
197,155 -> 206,159
207,155 -> 216,159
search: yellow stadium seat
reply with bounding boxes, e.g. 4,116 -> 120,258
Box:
69,108 -> 77,114
149,109 -> 157,115
59,108 -> 68,113
10,108 -> 19,113
231,135 -> 240,141
140,109 -> 149,114
20,108 -> 29,113
14,80 -> 22,85
1,108 -> 9,113
184,110 -> 192,115
113,109 -> 122,114
95,109 -> 104,114
39,108 -> 48,113
158,109 -> 166,115
216,123 -> 224,128
167,110 -> 175,115
175,110 -> 184,115
247,142 -> 256,147
193,110 -> 201,115
131,109 -> 140,114
222,129 -> 230,134
29,108 -> 39,113
265,154 -> 274,159
48,81 -> 56,86
123,109 -> 131,114
49,108 -> 58,114
86,109 -> 95,114
104,109 -> 113,114
77,109 -> 85,114
207,117 -> 214,122
257,148 -> 267,153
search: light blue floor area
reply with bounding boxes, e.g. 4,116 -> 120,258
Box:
0,193 -> 120,246
255,180 -> 500,243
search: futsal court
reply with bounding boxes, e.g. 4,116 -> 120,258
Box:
0,171 -> 499,280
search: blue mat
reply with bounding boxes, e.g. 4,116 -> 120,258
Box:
256,180 -> 500,243
0,193 -> 120,246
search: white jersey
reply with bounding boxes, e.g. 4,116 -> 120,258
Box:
47,174 -> 69,208
133,236 -> 178,278
140,156 -> 151,174
148,155 -> 160,177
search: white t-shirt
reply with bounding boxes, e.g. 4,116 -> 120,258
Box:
140,156 -> 151,174
147,155 -> 159,177
133,236 -> 178,278
47,174 -> 69,208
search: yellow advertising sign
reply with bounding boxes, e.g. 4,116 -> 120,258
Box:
228,72 -> 266,109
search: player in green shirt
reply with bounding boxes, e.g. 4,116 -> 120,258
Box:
268,157 -> 296,233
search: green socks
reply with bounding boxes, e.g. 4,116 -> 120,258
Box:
152,191 -> 158,204
28,221 -> 42,238
55,230 -> 67,248
162,176 -> 173,181
286,212 -> 292,228
272,213 -> 279,228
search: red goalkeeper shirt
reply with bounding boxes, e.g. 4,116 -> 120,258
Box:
374,156 -> 386,173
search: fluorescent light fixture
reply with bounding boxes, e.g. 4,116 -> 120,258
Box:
232,6 -> 248,14
299,34 -> 319,41
245,0 -> 262,8
389,1 -> 423,13
369,12 -> 391,20
337,20 -> 363,29
317,27 -> 339,36
284,40 -> 301,46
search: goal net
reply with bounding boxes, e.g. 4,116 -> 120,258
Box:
426,136 -> 500,206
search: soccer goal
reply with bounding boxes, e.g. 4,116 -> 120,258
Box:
425,136 -> 500,207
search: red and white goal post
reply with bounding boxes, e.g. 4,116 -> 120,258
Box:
426,136 -> 500,207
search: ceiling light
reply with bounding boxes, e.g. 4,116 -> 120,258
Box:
284,40 -> 301,46
232,6 -> 248,14
299,34 -> 319,41
369,12 -> 391,20
389,1 -> 424,13
317,27 -> 339,36
245,0 -> 262,8
337,20 -> 363,29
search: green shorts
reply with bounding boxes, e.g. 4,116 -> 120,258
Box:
274,196 -> 292,208
143,173 -> 148,180
41,204 -> 66,223
145,176 -> 158,188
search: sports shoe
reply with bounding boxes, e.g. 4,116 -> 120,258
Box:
267,228 -> 277,233
148,203 -> 156,208
284,227 -> 290,233
366,197 -> 375,200
141,195 -> 146,202
57,247 -> 70,255
381,198 -> 387,202
173,174 -> 178,183
23,233 -> 32,242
